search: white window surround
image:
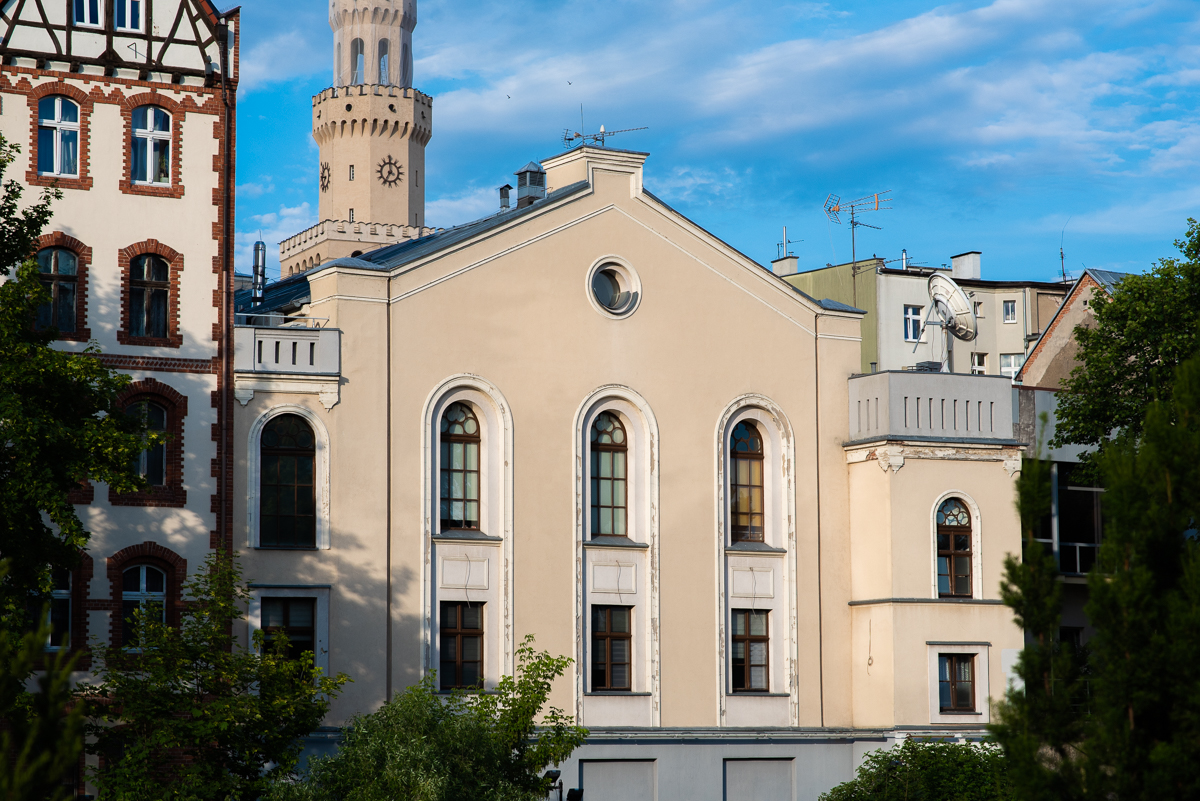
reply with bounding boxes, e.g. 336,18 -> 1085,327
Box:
421,374 -> 515,683
929,490 -> 984,600
585,255 -> 642,319
927,642 -> 990,724
247,585 -> 331,678
572,385 -> 660,727
714,394 -> 798,727
245,404 -> 332,550
904,304 -> 923,342
1002,299 -> 1017,323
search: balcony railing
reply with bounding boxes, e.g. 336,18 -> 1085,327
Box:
848,370 -> 1015,443
233,324 -> 340,376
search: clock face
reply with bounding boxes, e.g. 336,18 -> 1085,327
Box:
377,155 -> 404,187
319,162 -> 331,193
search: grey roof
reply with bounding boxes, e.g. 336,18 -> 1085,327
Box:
234,271 -> 311,315
1086,268 -> 1128,295
515,161 -> 544,174
815,297 -> 865,313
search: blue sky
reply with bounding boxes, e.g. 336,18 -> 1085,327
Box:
233,0 -> 1200,284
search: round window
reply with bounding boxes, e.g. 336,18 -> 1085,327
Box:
587,260 -> 640,318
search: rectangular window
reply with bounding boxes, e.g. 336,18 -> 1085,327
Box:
348,165 -> 355,181
938,653 -> 975,712
591,605 -> 631,691
971,352 -> 986,375
115,0 -> 142,31
1000,353 -> 1024,378
904,305 -> 922,342
73,0 -> 101,26
731,609 -> 769,692
261,597 -> 315,660
1058,462 -> 1103,575
348,208 -> 355,223
1003,299 -> 1017,323
440,601 -> 483,690
34,568 -> 73,651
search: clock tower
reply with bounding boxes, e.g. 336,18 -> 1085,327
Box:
279,0 -> 437,277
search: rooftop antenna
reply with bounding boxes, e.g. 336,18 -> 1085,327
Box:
1059,215 -> 1072,283
776,226 -> 801,259
563,120 -> 649,149
824,190 -> 892,306
915,273 -> 978,372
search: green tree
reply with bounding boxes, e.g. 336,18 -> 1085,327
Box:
0,132 -> 151,621
272,635 -> 587,801
991,356 -> 1200,798
0,561 -> 86,801
1051,218 -> 1200,465
819,738 -> 1013,801
81,552 -> 350,801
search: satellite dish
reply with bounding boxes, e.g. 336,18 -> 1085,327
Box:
928,273 -> 977,342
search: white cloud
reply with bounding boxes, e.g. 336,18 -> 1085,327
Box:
238,30 -> 326,94
237,179 -> 275,198
234,202 -> 317,281
426,186 -> 503,228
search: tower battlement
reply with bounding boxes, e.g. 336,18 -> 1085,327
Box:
312,84 -> 433,147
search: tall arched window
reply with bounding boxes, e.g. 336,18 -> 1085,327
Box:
260,414 -> 316,548
131,105 -> 171,185
729,421 -> 764,543
590,412 -> 627,537
440,402 -> 480,531
377,39 -> 390,84
937,498 -> 973,598
121,564 -> 165,646
126,400 -> 167,486
129,254 -> 169,338
37,96 -> 79,177
350,38 -> 365,84
35,247 -> 77,333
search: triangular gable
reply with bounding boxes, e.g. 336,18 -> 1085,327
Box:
1017,269 -> 1125,388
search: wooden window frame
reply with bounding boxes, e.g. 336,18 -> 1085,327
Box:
938,653 -> 976,712
591,605 -> 632,692
128,253 -> 171,339
730,608 -> 770,693
937,498 -> 973,599
110,379 -> 187,507
32,233 -> 91,341
34,246 -> 80,336
120,563 -> 167,649
590,411 -> 628,538
259,413 -> 318,550
260,597 -> 317,661
729,421 -> 765,543
25,83 -> 93,192
439,601 -> 484,690
439,402 -> 481,532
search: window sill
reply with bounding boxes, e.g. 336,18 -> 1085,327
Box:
433,531 -> 502,543
586,691 -> 651,696
584,536 -> 649,550
728,691 -> 790,697
255,545 -> 319,551
937,709 -> 982,715
726,541 -> 786,554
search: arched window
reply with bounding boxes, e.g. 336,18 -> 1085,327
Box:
590,412 -> 627,537
126,401 -> 167,486
350,38 -> 365,85
129,254 -> 169,338
131,106 -> 171,185
335,42 -> 342,86
937,498 -> 973,598
121,564 -> 165,646
260,414 -> 316,548
35,247 -> 77,333
440,402 -> 480,531
37,96 -> 79,177
400,42 -> 411,86
378,39 -> 390,84
729,421 -> 764,543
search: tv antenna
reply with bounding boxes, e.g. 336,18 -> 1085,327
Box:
914,273 -> 978,372
563,123 -> 648,149
1059,216 -> 1072,283
776,226 -> 801,259
823,190 -> 892,306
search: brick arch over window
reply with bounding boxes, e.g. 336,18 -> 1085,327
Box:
106,542 -> 187,647
25,81 -> 94,191
119,92 -> 185,199
117,239 -> 184,348
33,231 -> 92,342
110,378 -> 188,507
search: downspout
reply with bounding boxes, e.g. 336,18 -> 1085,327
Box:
385,273 -> 393,699
813,312 -> 825,727
217,16 -> 232,555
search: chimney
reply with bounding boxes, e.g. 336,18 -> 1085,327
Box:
901,248 -> 909,270
252,240 -> 266,306
514,161 -> 546,208
499,183 -> 512,210
951,251 -> 981,280
770,256 -> 799,277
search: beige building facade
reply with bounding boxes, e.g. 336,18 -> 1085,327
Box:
236,145 -> 1026,800
1,0 -> 240,795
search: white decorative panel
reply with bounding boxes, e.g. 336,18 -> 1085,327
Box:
731,567 -> 773,598
592,563 -> 636,593
439,557 -> 489,589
